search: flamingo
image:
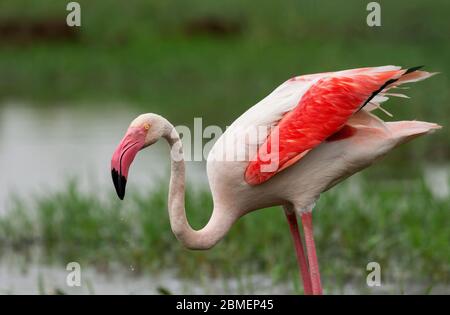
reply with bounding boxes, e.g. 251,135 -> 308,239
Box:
111,65 -> 440,295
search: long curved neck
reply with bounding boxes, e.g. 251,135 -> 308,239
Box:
162,120 -> 236,250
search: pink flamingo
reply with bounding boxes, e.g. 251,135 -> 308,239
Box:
111,66 -> 439,295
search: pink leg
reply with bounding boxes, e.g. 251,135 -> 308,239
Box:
301,211 -> 323,295
284,210 -> 313,295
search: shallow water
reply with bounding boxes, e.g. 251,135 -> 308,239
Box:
0,103 -> 208,213
0,263 -> 290,295
1,258 -> 447,295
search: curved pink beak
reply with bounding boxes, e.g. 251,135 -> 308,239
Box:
111,127 -> 146,200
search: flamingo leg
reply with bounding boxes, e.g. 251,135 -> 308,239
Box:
301,211 -> 323,295
284,210 -> 313,295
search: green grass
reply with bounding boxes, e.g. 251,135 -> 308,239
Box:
0,176 -> 448,293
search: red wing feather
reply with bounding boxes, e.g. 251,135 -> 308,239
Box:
244,69 -> 404,185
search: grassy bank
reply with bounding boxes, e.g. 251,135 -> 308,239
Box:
0,176 -> 448,293
1,1 -> 449,144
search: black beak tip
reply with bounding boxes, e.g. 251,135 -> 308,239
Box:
111,168 -> 127,200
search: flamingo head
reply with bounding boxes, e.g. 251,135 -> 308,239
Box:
111,114 -> 166,199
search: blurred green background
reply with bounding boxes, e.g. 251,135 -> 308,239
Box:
0,0 -> 448,294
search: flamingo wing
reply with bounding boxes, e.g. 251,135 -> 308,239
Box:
244,66 -> 432,185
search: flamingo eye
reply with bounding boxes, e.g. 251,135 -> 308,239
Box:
143,123 -> 150,130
